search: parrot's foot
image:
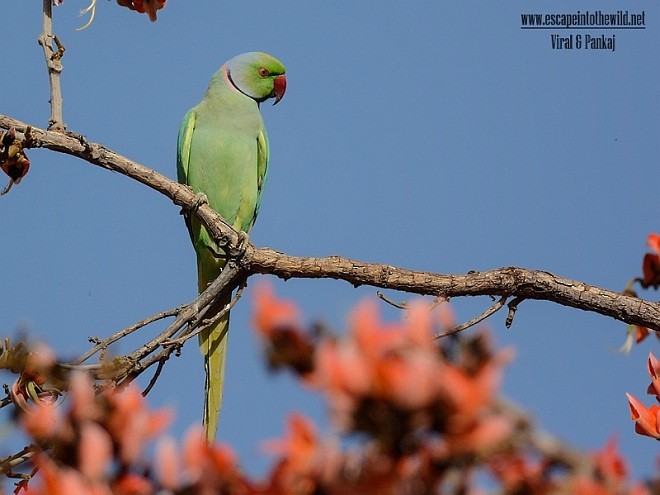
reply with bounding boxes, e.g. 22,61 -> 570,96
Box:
228,231 -> 250,259
179,191 -> 208,217
192,193 -> 208,210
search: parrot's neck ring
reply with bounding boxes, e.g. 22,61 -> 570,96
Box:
226,67 -> 268,105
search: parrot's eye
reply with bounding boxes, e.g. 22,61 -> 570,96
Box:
258,67 -> 270,78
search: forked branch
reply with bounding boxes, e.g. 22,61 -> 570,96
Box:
0,114 -> 658,334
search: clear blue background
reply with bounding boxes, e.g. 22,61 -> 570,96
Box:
1,0 -> 658,480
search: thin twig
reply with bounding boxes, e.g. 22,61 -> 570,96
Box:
58,362 -> 106,372
71,307 -> 181,365
0,444 -> 39,476
114,263 -> 244,387
141,357 -> 166,397
434,296 -> 508,339
61,263 -> 242,385
506,296 -> 525,328
37,0 -> 65,131
162,280 -> 246,347
376,291 -> 407,309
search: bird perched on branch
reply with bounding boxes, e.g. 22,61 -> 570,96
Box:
177,52 -> 286,443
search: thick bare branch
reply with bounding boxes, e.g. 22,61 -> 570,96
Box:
250,253 -> 660,331
1,114 -> 659,333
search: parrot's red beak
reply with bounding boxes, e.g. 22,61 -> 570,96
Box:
272,74 -> 286,105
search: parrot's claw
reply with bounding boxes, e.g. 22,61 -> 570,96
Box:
192,193 -> 208,210
228,231 -> 250,259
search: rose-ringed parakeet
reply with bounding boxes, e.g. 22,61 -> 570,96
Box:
177,52 -> 286,443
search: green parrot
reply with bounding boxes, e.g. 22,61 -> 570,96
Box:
177,52 -> 286,443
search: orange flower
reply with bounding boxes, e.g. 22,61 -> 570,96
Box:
375,349 -> 442,409
570,477 -> 611,495
155,437 -> 180,490
489,453 -> 552,493
630,483 -> 653,495
252,283 -> 314,375
31,455 -> 99,495
69,372 -> 102,422
314,339 -> 371,398
9,345 -> 67,422
636,326 -> 650,344
0,151 -> 29,184
647,233 -> 660,256
23,347 -> 57,386
641,253 -> 660,289
647,352 -> 660,400
181,426 -> 207,482
438,358 -> 507,427
252,283 -> 301,338
436,299 -> 456,332
264,413 -> 319,473
641,233 -> 660,289
592,437 -> 627,488
350,300 -> 406,359
21,401 -> 62,442
176,426 -> 246,491
116,0 -> 166,21
263,414 -> 341,495
401,301 -> 436,350
78,422 -> 113,482
206,442 -> 242,483
104,385 -> 173,464
443,415 -> 513,455
349,300 -> 442,408
112,473 -> 154,495
1,127 -> 30,193
626,393 -> 660,439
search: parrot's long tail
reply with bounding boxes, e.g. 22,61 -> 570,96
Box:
199,298 -> 230,444
198,259 -> 230,444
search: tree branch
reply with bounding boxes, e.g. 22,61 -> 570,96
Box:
58,259 -> 244,388
435,296 -> 508,339
37,1 -> 65,132
1,114 -> 659,333
0,115 -> 655,484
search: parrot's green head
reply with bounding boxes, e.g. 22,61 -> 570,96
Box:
226,52 -> 286,105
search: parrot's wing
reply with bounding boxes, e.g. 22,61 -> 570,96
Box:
253,127 -> 269,225
177,108 -> 196,185
177,108 -> 197,240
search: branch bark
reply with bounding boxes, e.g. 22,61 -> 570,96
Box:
37,0 -> 66,131
1,114 -> 659,332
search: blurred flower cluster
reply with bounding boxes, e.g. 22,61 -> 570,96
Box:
250,284 -> 655,494
1,285 -> 656,494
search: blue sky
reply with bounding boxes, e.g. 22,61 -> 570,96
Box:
1,1 -> 658,479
